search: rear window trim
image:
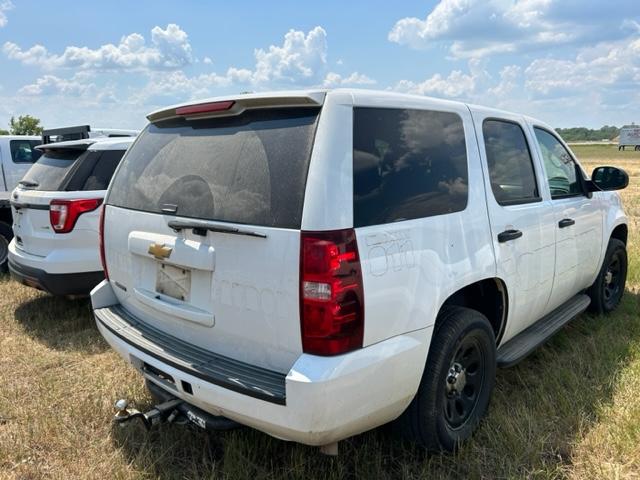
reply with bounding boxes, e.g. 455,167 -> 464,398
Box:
106,106 -> 323,230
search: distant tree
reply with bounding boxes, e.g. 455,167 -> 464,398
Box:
9,115 -> 43,135
0,128 -> 9,135
556,125 -> 620,142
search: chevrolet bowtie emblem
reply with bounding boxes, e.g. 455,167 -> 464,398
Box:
148,242 -> 172,260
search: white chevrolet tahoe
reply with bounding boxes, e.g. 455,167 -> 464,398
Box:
9,137 -> 134,296
91,90 -> 629,453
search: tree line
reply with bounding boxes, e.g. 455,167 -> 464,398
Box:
555,125 -> 621,142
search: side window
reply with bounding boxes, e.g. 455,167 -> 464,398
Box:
82,150 -> 125,190
534,128 -> 582,198
353,107 -> 468,227
482,119 -> 540,205
10,140 -> 43,164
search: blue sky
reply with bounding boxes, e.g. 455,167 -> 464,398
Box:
0,0 -> 639,129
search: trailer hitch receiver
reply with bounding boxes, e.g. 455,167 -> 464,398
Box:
113,397 -> 184,429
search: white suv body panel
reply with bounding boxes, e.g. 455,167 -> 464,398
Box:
93,89 -> 628,446
351,93 -> 496,346
9,189 -> 105,272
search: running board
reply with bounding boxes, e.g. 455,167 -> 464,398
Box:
497,294 -> 590,367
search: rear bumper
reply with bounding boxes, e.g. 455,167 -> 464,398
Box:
8,236 -> 102,275
9,257 -> 103,295
92,280 -> 433,445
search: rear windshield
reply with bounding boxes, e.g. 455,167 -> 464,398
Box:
20,149 -> 84,191
107,108 -> 320,229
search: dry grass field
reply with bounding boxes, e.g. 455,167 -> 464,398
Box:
0,145 -> 638,479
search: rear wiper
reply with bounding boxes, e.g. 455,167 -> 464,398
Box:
18,179 -> 39,188
167,219 -> 267,238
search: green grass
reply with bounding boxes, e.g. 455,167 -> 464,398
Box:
570,144 -> 640,162
0,150 -> 638,479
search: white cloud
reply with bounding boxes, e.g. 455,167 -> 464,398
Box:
389,0 -> 640,58
0,0 -> 12,27
132,69 -> 251,105
3,24 -> 193,70
488,65 -> 522,98
136,26 -> 375,103
19,74 -> 94,96
252,26 -> 327,84
393,70 -> 476,98
525,37 -> 640,96
202,56 -> 212,64
323,71 -> 376,87
392,58 -> 487,98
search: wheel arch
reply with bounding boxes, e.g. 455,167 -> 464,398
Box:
438,278 -> 508,345
610,223 -> 628,246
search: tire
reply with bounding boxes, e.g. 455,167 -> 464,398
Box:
0,221 -> 13,273
395,306 -> 496,452
587,238 -> 627,314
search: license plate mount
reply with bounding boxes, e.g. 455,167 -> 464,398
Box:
156,263 -> 191,302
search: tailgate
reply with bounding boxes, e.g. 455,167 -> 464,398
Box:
105,206 -> 301,373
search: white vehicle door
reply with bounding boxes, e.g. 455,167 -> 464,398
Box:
530,126 -> 603,311
470,109 -> 556,342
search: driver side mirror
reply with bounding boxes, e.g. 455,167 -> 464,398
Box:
590,166 -> 629,191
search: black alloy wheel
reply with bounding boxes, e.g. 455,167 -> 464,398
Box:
444,336 -> 486,429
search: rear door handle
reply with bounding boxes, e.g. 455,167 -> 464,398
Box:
497,229 -> 523,243
558,218 -> 575,228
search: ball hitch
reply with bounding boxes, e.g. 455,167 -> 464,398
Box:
113,397 -> 184,430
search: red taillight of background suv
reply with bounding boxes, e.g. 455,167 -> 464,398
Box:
300,229 -> 364,355
49,198 -> 102,234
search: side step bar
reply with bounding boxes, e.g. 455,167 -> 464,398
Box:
497,294 -> 591,367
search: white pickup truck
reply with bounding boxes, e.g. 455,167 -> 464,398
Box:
0,135 -> 43,269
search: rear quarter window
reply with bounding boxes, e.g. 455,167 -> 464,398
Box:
353,107 -> 468,227
107,108 -> 319,229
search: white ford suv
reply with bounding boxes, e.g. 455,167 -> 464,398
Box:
91,90 -> 628,453
9,137 -> 134,296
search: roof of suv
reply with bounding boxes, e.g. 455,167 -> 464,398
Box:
146,88 -> 550,128
35,136 -> 135,152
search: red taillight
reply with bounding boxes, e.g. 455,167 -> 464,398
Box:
175,100 -> 235,116
49,198 -> 102,234
99,205 -> 108,280
300,229 -> 364,356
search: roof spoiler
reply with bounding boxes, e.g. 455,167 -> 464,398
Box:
42,125 -> 91,144
147,92 -> 326,123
